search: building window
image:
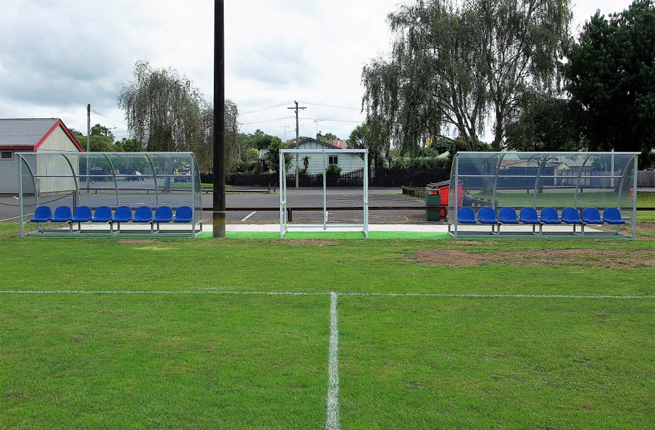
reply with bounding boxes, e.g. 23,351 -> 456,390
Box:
1,151 -> 12,160
328,155 -> 338,165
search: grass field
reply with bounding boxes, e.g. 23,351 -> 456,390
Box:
1,222 -> 654,429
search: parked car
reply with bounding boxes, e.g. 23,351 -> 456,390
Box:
126,171 -> 145,181
174,170 -> 191,182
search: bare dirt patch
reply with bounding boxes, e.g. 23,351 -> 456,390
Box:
118,239 -> 158,245
280,239 -> 340,246
413,248 -> 655,269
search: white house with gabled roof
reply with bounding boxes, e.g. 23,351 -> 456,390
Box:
0,118 -> 83,194
288,138 -> 365,174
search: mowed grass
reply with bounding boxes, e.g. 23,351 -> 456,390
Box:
0,223 -> 654,429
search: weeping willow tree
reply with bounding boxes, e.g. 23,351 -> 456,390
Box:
362,0 -> 572,153
118,60 -> 239,173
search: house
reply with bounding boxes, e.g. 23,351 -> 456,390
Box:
288,138 -> 365,174
0,118 -> 83,194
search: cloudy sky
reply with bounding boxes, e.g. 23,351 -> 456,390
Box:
0,0 -> 635,144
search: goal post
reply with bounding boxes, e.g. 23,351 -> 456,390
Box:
279,148 -> 369,238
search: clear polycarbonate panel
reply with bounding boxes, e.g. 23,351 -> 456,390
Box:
18,152 -> 202,235
449,152 -> 639,237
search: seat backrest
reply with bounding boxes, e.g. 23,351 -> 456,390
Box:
582,207 -> 602,222
519,207 -> 539,222
603,207 -> 624,222
113,206 -> 132,221
499,207 -> 518,223
33,206 -> 52,220
52,206 -> 72,220
73,206 -> 92,221
478,207 -> 498,223
174,206 -> 193,222
93,206 -> 112,221
457,207 -> 476,223
134,206 -> 153,221
154,206 -> 173,222
562,207 -> 581,222
541,207 -> 559,222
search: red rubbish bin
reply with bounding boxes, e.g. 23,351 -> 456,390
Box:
435,180 -> 463,219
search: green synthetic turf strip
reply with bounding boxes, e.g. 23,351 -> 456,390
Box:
196,231 -> 452,240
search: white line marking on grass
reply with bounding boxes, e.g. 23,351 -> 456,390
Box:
326,292 -> 340,430
0,290 -> 326,296
338,293 -> 655,300
0,291 -> 652,300
241,211 -> 257,222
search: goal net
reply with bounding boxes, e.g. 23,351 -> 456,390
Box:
279,148 -> 369,238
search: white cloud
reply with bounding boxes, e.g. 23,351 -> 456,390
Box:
0,0 -> 638,143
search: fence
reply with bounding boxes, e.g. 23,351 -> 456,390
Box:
638,171 -> 655,187
202,168 -> 450,188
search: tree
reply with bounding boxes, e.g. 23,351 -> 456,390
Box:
266,139 -> 292,175
349,121 -> 388,170
70,126 -> 119,152
505,92 -> 583,151
362,0 -> 572,152
318,132 -> 339,143
118,60 -> 240,173
564,0 -> 655,162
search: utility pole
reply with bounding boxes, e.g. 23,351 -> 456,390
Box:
287,100 -> 306,188
86,104 -> 91,192
213,0 -> 226,238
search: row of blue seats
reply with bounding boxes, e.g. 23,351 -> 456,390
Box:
30,205 -> 194,233
457,207 -> 626,234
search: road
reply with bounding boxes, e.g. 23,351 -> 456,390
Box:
0,187 -> 432,224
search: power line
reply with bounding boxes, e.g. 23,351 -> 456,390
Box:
239,102 -> 292,116
90,109 -> 127,126
240,116 -> 295,126
300,101 -> 361,111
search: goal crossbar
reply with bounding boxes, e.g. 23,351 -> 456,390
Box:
279,149 -> 369,238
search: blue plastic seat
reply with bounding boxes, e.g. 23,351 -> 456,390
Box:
51,206 -> 72,223
519,208 -> 540,224
582,208 -> 603,225
92,206 -> 112,223
478,207 -> 498,224
478,207 -> 498,234
498,208 -> 519,224
562,207 -> 583,224
540,208 -> 561,224
457,207 -> 477,224
562,207 -> 583,234
153,206 -> 173,232
519,207 -> 541,234
112,206 -> 132,232
154,206 -> 173,223
133,206 -> 153,223
31,206 -> 52,223
71,206 -> 92,232
603,208 -> 626,225
174,206 -> 193,223
133,206 -> 154,233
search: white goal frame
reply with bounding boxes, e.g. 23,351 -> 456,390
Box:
279,149 -> 369,238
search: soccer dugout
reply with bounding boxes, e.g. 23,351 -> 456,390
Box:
448,152 -> 639,239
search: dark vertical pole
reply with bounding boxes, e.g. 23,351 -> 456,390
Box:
213,0 -> 226,237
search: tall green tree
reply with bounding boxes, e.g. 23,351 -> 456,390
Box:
349,121 -> 388,169
265,139 -> 292,174
362,0 -> 572,152
504,92 -> 583,151
118,60 -> 239,173
564,0 -> 655,161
